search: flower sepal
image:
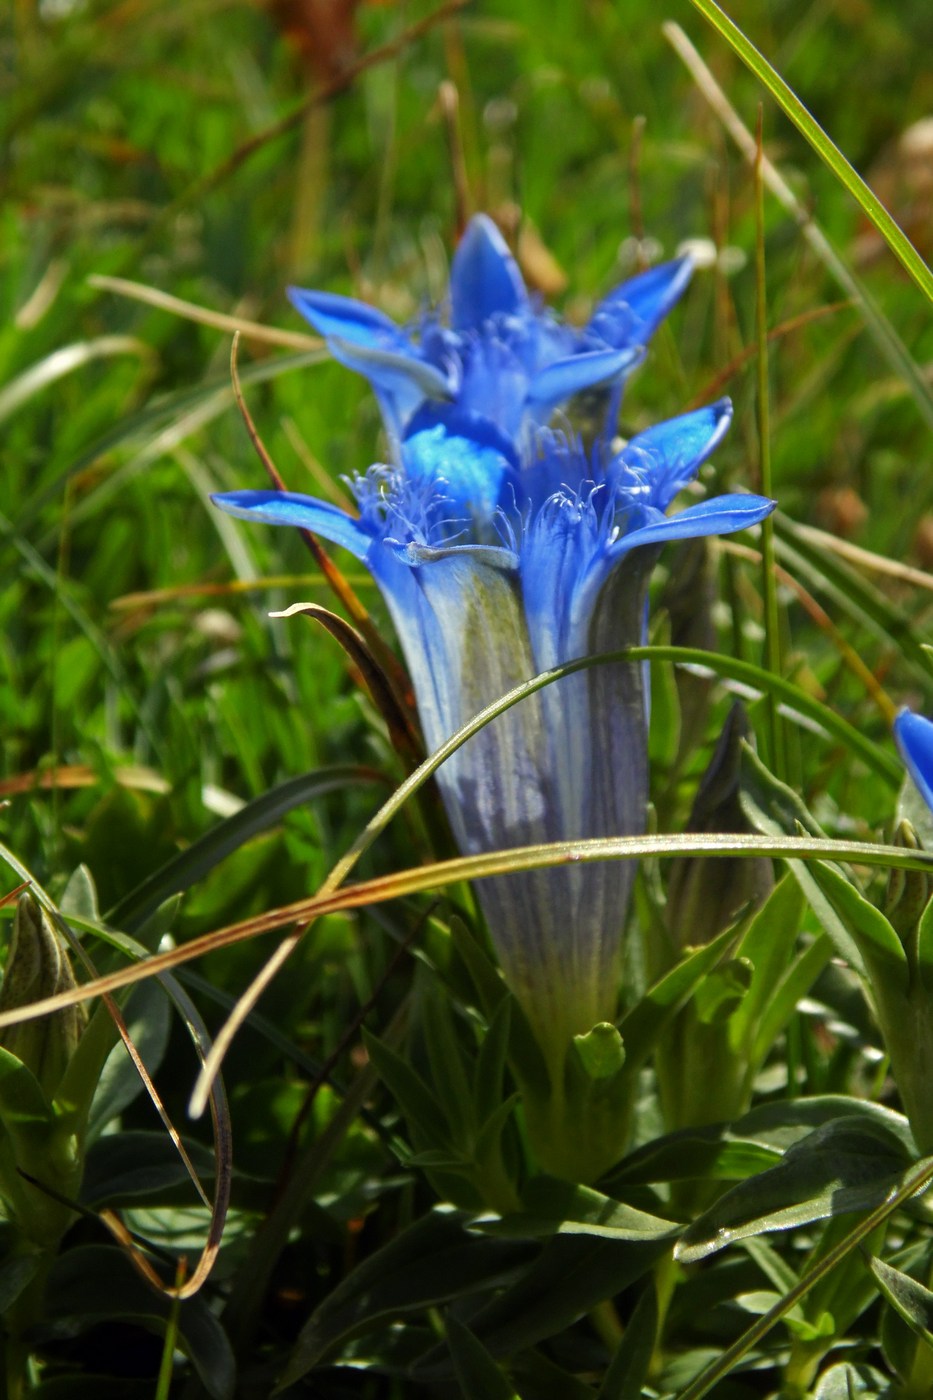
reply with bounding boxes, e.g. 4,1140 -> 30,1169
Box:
521,1022 -> 634,1184
0,896 -> 88,1252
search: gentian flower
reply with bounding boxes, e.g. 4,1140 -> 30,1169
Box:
212,400 -> 774,1074
894,709 -> 933,810
288,214 -> 693,450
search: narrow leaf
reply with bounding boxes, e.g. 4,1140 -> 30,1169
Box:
598,1283 -> 657,1400
445,1316 -> 521,1400
676,1118 -> 913,1263
870,1254 -> 933,1351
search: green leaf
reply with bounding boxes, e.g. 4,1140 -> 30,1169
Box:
281,1209 -> 530,1385
741,745 -> 867,977
44,1245 -> 235,1400
449,917 -> 509,1017
413,1235 -> 669,1381
486,1178 -> 678,1243
0,1232 -> 42,1313
618,923 -> 739,1070
870,1254 -> 933,1353
750,934 -> 833,1072
572,1023 -> 625,1079
474,999 -> 511,1127
445,1316 -> 521,1400
808,861 -> 908,990
106,765 -> 380,931
729,874 -> 806,1044
734,1096 -> 915,1155
916,896 -> 933,994
597,1281 -> 657,1400
362,1028 -> 448,1152
81,1131 -> 216,1207
417,978 -> 475,1145
0,1046 -> 53,1130
606,1129 -> 783,1189
59,865 -> 99,922
693,956 -> 753,1026
811,1361 -> 895,1399
676,1117 -> 913,1263
87,980 -> 172,1139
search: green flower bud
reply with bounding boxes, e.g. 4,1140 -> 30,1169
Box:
667,704 -> 774,947
884,819 -> 932,949
0,895 -> 85,1100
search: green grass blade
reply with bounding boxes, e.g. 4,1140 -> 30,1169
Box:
688,0 -> 933,306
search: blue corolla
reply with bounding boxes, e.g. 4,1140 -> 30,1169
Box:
289,214 -> 693,450
213,400 -> 774,1060
895,709 -> 933,810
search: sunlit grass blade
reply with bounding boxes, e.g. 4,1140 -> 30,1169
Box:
664,21 -> 933,434
4,831 -> 933,1034
0,336 -> 155,425
685,0 -> 933,307
11,350 -> 327,546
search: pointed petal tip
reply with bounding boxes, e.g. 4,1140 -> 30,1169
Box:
450,213 -> 528,331
286,285 -> 404,349
211,488 -> 372,559
528,343 -> 643,411
613,492 -> 776,559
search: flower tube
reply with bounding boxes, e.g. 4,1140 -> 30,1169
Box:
289,214 -> 693,449
213,402 -> 774,1088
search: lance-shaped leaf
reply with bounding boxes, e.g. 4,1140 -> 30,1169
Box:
676,1116 -> 915,1263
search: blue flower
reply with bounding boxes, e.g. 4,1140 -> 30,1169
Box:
289,214 -> 693,450
213,401 -> 774,1060
894,709 -> 933,810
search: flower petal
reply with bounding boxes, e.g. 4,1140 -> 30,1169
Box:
594,255 -> 694,342
287,288 -> 408,352
614,492 -> 776,558
328,337 -> 453,402
620,400 -> 734,508
894,710 -> 933,811
527,344 -> 644,413
210,490 -> 372,560
449,214 -> 528,332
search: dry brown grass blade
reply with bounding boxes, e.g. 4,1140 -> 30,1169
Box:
1,881 -> 31,908
40,896 -> 235,1299
98,971 -> 233,1300
4,832 -> 931,1036
685,301 -> 854,410
87,276 -> 320,350
720,538 -> 898,723
0,764 -> 169,798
